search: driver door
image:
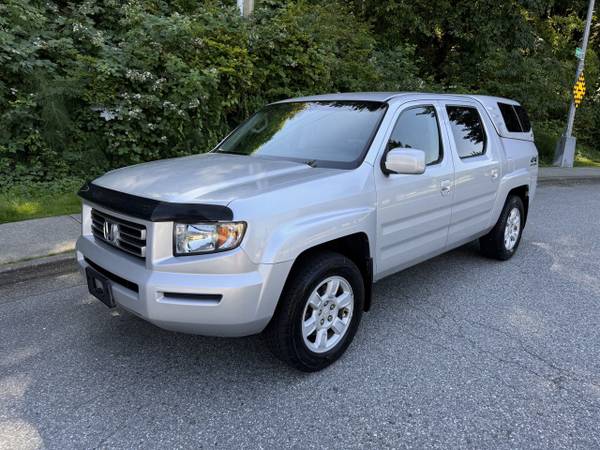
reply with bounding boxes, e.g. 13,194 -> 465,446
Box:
374,101 -> 455,278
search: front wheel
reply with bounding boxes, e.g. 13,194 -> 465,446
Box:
264,252 -> 364,372
479,195 -> 525,260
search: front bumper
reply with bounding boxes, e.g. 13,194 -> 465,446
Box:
76,235 -> 292,337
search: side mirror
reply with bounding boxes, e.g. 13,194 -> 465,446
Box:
383,148 -> 426,175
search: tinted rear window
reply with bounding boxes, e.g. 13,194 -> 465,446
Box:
514,105 -> 531,132
498,102 -> 531,133
498,102 -> 522,132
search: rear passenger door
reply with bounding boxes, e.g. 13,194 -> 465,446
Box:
440,101 -> 501,247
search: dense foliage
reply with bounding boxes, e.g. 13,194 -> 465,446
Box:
0,0 -> 598,187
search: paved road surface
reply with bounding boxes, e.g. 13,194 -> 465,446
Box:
1,183 -> 599,449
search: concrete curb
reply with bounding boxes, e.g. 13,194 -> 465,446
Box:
0,252 -> 79,286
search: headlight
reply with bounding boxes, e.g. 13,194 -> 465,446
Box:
174,222 -> 246,255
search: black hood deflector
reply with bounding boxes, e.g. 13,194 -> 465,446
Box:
78,182 -> 234,223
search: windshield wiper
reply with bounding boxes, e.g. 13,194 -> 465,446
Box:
303,160 -> 318,168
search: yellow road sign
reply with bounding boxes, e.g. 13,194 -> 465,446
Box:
573,72 -> 586,107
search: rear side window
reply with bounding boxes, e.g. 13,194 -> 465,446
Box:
446,106 -> 486,159
498,103 -> 522,132
388,105 -> 442,165
514,105 -> 531,132
498,102 -> 532,132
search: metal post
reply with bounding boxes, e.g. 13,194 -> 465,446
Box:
237,0 -> 254,17
554,0 -> 595,167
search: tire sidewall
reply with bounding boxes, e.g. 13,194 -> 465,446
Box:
289,260 -> 364,370
498,196 -> 525,258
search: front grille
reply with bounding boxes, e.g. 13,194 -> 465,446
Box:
91,209 -> 147,258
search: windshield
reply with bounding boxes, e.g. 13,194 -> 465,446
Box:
214,101 -> 387,169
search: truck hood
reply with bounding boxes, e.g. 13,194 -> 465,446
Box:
92,153 -> 339,205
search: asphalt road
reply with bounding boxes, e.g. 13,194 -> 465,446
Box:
1,182 -> 600,449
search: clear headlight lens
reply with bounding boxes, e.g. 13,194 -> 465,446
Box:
174,222 -> 246,255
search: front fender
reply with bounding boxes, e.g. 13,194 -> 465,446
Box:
232,163 -> 377,265
244,206 -> 376,265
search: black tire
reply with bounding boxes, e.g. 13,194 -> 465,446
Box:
479,195 -> 525,260
264,251 -> 364,372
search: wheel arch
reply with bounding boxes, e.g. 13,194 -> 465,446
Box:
488,171 -> 531,230
507,184 -> 529,225
279,232 -> 373,312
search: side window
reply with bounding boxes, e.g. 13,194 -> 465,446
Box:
388,106 -> 442,165
497,102 -> 532,133
446,106 -> 486,159
498,102 -> 522,132
514,105 -> 531,132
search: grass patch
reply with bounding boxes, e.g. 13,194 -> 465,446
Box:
534,121 -> 600,167
574,146 -> 600,168
0,179 -> 83,224
538,147 -> 600,167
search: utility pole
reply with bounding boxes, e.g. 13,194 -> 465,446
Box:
237,0 -> 254,17
554,0 -> 596,168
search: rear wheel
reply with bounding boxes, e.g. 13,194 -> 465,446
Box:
479,195 -> 525,260
264,252 -> 364,372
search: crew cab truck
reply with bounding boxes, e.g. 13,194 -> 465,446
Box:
77,92 -> 538,371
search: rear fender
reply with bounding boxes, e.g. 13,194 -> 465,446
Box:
488,169 -> 531,229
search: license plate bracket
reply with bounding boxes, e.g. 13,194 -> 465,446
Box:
86,267 -> 115,308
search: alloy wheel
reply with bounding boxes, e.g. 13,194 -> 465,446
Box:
301,276 -> 354,354
504,207 -> 521,251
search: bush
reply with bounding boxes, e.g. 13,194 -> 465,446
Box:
533,121 -> 563,164
0,0 -> 425,187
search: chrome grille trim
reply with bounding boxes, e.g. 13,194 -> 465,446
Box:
91,209 -> 147,258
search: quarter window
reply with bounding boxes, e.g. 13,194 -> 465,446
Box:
498,102 -> 522,132
446,106 -> 486,159
514,105 -> 531,132
388,106 -> 442,165
497,102 -> 532,133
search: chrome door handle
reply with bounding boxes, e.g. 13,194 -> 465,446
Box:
440,180 -> 452,196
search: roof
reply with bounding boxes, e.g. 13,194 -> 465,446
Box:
274,92 -> 520,106
274,92 -> 403,103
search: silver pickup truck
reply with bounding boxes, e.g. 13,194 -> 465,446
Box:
77,92 -> 538,371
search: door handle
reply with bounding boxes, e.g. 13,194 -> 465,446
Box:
490,168 -> 499,180
440,180 -> 452,196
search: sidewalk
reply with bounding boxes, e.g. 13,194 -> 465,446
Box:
0,167 -> 599,273
538,166 -> 600,182
0,214 -> 81,266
